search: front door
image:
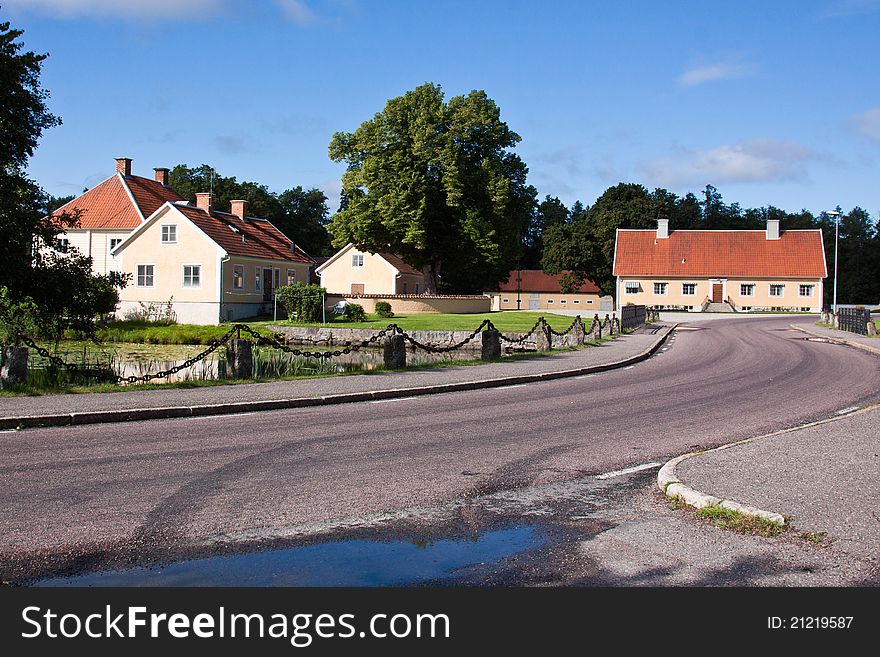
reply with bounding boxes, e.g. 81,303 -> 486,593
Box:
712,283 -> 723,303
263,268 -> 274,302
351,283 -> 365,296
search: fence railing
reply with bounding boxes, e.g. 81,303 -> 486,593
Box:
835,307 -> 872,336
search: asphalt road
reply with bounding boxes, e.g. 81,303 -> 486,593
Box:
2,316 -> 878,582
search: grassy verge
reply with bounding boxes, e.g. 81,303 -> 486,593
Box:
695,504 -> 786,537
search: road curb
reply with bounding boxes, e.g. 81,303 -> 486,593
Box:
789,324 -> 880,356
0,325 -> 676,431
657,403 -> 880,527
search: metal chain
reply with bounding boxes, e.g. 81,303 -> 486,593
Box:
498,317 -> 545,344
394,320 -> 492,353
236,324 -> 393,359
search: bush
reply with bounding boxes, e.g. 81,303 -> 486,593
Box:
122,299 -> 177,325
343,303 -> 366,322
276,283 -> 326,324
374,301 -> 394,318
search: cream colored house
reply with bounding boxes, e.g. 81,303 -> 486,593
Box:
488,269 -> 612,311
113,194 -> 314,324
613,219 -> 827,312
316,244 -> 424,295
46,157 -> 184,276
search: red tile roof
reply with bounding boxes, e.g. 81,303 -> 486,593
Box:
174,205 -> 314,264
613,230 -> 827,278
50,174 -> 184,229
378,251 -> 423,276
498,270 -> 601,294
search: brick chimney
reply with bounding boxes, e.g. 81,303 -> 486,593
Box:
656,217 -> 669,239
115,157 -> 132,176
195,192 -> 213,214
766,218 -> 780,240
230,199 -> 248,221
153,167 -> 170,186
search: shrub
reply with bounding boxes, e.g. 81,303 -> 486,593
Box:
276,283 -> 326,324
122,298 -> 177,325
375,301 -> 394,318
343,303 -> 366,322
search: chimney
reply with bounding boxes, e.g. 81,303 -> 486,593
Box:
230,199 -> 248,221
195,192 -> 213,214
766,218 -> 780,240
153,167 -> 170,186
115,157 -> 132,176
657,217 -> 669,239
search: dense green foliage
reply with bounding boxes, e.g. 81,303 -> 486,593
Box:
168,165 -> 333,257
0,19 -> 123,342
275,282 -> 326,323
343,303 -> 366,322
541,183 -> 880,304
374,301 -> 394,318
328,83 -> 537,294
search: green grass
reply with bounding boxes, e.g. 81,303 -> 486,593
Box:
695,504 -> 786,537
800,530 -> 830,546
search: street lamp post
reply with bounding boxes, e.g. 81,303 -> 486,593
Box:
826,210 -> 840,314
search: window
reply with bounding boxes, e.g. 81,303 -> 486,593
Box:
653,282 -> 668,295
402,282 -> 408,294
740,284 -> 755,296
799,284 -> 814,297
624,282 -> 639,295
352,254 -> 364,267
574,300 -> 580,304
587,300 -> 593,304
800,307 -> 810,311
161,225 -> 177,244
287,269 -> 296,285
110,238 -> 122,251
547,299 -> 554,304
55,238 -> 70,253
560,299 -> 567,304
682,283 -> 696,296
415,283 -> 420,294
183,265 -> 200,288
274,269 -> 280,289
233,265 -> 244,289
770,284 -> 784,297
137,264 -> 154,287
502,298 -> 509,303
255,267 -> 262,290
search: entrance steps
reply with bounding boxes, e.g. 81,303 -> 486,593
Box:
704,302 -> 736,313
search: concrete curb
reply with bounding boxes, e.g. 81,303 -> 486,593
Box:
1,325 -> 676,431
658,403 -> 880,527
789,323 -> 880,356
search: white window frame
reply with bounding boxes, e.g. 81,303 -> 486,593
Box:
681,283 -> 696,296
740,283 -> 755,297
502,298 -> 509,303
769,284 -> 785,297
273,268 -> 280,289
798,284 -> 814,297
653,282 -> 668,296
160,224 -> 177,244
351,254 -> 364,268
136,264 -> 155,288
109,238 -> 123,251
624,282 -> 639,295
560,299 -> 567,304
255,266 -> 262,290
287,269 -> 297,286
547,299 -> 554,304
55,238 -> 70,253
573,299 -> 580,304
182,264 -> 201,289
233,265 -> 244,290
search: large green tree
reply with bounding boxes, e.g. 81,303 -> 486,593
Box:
327,83 -> 537,293
0,18 -> 122,341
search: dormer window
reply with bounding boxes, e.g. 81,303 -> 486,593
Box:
161,225 -> 177,244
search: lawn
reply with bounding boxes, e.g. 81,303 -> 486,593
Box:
88,312 -> 587,344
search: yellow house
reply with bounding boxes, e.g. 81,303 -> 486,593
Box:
113,194 -> 314,324
613,219 -> 827,312
315,243 -> 424,295
488,269 -> 613,312
46,157 -> 184,276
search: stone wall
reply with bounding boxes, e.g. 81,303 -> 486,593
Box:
326,294 -> 491,314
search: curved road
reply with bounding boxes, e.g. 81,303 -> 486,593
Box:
2,316 -> 878,580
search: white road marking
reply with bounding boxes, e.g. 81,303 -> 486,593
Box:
371,397 -> 417,404
596,462 -> 663,480
573,374 -> 596,380
836,406 -> 859,415
621,365 -> 635,369
499,384 -> 528,389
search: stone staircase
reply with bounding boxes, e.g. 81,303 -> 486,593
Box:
704,302 -> 736,313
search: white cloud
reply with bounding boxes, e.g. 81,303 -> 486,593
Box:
3,0 -> 226,20
852,107 -> 880,142
275,0 -> 318,26
677,60 -> 752,87
642,140 -> 814,187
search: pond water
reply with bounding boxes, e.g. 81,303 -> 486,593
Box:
35,525 -> 543,587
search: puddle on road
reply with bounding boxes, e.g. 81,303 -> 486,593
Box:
35,525 -> 543,587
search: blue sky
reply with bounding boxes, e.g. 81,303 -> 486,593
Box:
6,0 -> 880,218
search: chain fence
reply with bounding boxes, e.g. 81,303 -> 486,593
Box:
14,308 -> 651,385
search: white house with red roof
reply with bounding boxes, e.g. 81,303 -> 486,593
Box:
112,192 -> 314,324
612,218 -> 827,313
488,270 -> 612,312
47,158 -> 184,276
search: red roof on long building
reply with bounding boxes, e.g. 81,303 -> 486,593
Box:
174,204 -> 314,264
498,270 -> 601,294
613,229 -> 827,278
51,174 -> 184,229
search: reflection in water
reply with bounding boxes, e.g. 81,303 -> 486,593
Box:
36,526 -> 542,587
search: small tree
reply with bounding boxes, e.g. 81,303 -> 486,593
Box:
374,301 -> 394,318
276,282 -> 326,324
343,303 -> 366,322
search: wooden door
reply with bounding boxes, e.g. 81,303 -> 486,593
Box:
712,283 -> 722,303
351,283 -> 365,296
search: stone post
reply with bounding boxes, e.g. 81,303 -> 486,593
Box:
591,315 -> 602,341
0,346 -> 28,387
868,319 -> 878,336
535,325 -> 552,351
610,313 -> 618,335
384,334 -> 406,369
572,318 -> 585,346
227,339 -> 253,378
481,328 -> 501,360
